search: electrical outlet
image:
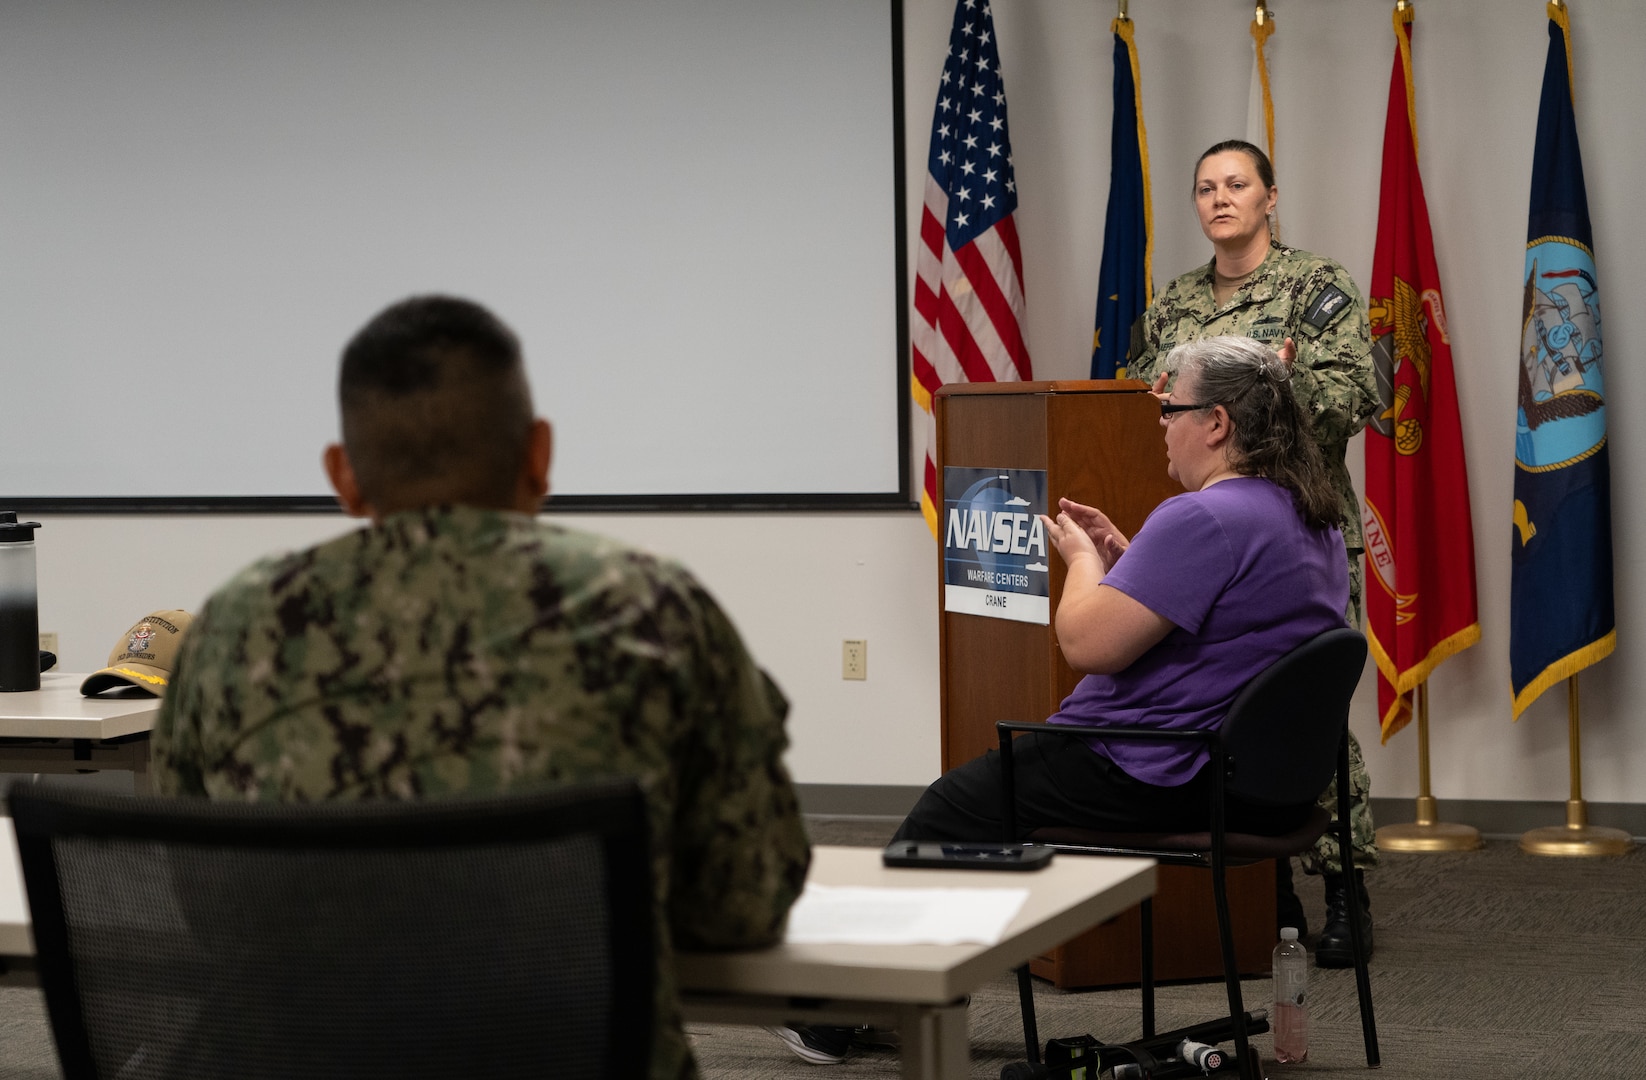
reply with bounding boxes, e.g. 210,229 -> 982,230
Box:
842,639 -> 867,681
39,631 -> 59,654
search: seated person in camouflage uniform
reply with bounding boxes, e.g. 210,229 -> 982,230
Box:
153,295 -> 811,1080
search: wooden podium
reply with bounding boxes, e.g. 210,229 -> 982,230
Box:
934,380 -> 1275,988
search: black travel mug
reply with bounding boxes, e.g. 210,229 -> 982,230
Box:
0,512 -> 43,692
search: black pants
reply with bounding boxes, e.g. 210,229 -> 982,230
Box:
892,731 -> 1310,843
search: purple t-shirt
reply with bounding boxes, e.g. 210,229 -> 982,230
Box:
1047,476 -> 1348,786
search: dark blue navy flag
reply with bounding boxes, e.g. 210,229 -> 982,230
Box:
1091,16 -> 1151,379
1510,2 -> 1615,719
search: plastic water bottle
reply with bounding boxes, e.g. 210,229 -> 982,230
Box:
1272,926 -> 1309,1063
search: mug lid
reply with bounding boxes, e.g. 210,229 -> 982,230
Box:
0,512 -> 40,542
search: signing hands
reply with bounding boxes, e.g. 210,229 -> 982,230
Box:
1039,497 -> 1130,573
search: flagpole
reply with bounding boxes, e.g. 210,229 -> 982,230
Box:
1520,675 -> 1634,857
1375,682 -> 1481,852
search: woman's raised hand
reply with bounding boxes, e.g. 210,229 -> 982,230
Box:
1054,497 -> 1129,572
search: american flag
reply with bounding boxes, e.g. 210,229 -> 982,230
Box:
911,0 -> 1032,535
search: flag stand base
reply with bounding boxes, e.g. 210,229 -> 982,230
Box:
1521,800 -> 1634,858
1377,689 -> 1481,852
1521,680 -> 1634,857
1377,796 -> 1480,852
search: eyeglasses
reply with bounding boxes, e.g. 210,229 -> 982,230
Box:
1159,399 -> 1214,418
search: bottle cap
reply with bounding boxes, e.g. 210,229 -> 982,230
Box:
1280,926 -> 1299,940
0,512 -> 42,542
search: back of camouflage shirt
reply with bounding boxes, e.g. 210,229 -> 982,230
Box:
153,505 -> 811,1080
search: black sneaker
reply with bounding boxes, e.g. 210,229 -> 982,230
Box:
851,1026 -> 900,1050
766,1024 -> 853,1065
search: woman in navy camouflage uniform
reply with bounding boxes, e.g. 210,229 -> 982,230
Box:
1128,139 -> 1377,967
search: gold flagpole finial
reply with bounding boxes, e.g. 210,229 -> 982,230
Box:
1395,0 -> 1411,12
1254,1 -> 1268,26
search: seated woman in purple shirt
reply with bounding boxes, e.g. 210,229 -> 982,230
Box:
895,334 -> 1350,843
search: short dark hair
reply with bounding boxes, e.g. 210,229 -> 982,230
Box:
1165,336 -> 1340,530
1193,139 -> 1276,193
338,296 -> 534,511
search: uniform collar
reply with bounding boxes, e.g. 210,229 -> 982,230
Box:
1197,240 -> 1289,310
374,504 -> 532,546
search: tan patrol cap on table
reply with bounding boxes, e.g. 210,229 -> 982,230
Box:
80,610 -> 194,697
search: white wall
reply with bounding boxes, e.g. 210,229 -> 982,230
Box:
29,0 -> 1646,806
33,511 -> 942,786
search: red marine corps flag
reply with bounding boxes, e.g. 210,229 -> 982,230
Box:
1362,4 -> 1480,741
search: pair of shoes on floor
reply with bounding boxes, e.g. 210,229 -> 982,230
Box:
766,1024 -> 900,1064
1315,868 -> 1374,968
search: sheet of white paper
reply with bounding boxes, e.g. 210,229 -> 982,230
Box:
783,883 -> 1030,946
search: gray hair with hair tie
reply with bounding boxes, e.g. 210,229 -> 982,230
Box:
1161,335 -> 1341,529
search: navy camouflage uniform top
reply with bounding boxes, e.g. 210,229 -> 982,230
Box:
153,505 -> 812,1080
1129,240 -> 1377,552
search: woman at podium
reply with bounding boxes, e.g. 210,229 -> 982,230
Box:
1127,139 -> 1377,968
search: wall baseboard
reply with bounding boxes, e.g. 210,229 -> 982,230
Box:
798,783 -> 924,818
797,785 -> 1646,842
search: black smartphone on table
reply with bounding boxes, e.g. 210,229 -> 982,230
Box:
881,841 -> 1054,871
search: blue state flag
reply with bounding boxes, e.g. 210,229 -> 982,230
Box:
1510,2 -> 1615,719
1090,16 -> 1151,379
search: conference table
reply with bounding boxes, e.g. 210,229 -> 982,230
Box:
0,837 -> 1152,1077
0,678 -> 1157,1077
678,845 -> 1155,1079
0,673 -> 162,795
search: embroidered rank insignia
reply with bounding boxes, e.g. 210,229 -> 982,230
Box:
1303,283 -> 1352,330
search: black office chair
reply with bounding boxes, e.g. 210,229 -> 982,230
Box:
996,626 -> 1378,1080
9,779 -> 654,1080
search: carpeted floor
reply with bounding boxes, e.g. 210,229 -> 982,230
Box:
688,816 -> 1646,1079
4,816 -> 1646,1079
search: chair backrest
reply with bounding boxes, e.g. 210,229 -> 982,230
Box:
9,780 -> 654,1080
1219,626 -> 1368,807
